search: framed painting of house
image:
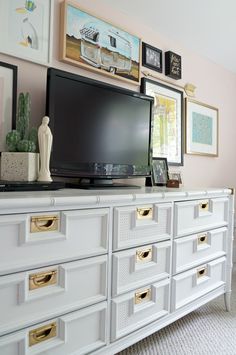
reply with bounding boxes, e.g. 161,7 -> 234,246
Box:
60,0 -> 141,84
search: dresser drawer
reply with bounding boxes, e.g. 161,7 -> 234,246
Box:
173,227 -> 227,274
111,278 -> 169,341
0,208 -> 109,275
112,240 -> 171,296
0,301 -> 107,355
172,257 -> 226,311
0,255 -> 107,336
113,203 -> 172,250
175,197 -> 228,237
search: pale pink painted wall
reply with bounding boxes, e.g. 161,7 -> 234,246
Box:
1,0 -> 236,192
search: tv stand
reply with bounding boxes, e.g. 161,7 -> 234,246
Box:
66,178 -> 140,189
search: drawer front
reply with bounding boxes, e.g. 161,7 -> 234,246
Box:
0,208 -> 109,275
172,256 -> 226,311
0,302 -> 107,355
111,278 -> 169,341
113,203 -> 172,250
112,240 -> 171,296
173,227 -> 227,274
175,197 -> 228,237
0,255 -> 107,336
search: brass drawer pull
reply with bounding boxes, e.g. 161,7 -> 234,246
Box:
136,207 -> 153,220
197,267 -> 207,278
29,270 -> 57,290
197,234 -> 208,245
135,288 -> 151,304
29,322 -> 57,346
136,247 -> 152,262
30,215 -> 59,233
199,201 -> 209,211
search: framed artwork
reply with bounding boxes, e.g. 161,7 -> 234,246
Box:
185,99 -> 218,156
0,61 -> 17,152
165,51 -> 182,80
0,0 -> 52,66
141,78 -> 184,165
169,171 -> 182,184
152,158 -> 169,186
142,42 -> 162,73
60,0 -> 141,84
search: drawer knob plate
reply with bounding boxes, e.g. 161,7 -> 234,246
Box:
136,247 -> 152,262
29,270 -> 57,290
197,234 -> 208,245
136,207 -> 153,220
30,215 -> 59,233
135,288 -> 151,304
29,322 -> 57,346
199,201 -> 209,211
197,267 -> 207,278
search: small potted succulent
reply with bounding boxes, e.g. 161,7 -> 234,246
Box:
1,92 -> 39,181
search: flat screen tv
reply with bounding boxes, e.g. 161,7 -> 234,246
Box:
46,68 -> 153,188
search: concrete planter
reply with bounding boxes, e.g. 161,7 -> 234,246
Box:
1,152 -> 39,181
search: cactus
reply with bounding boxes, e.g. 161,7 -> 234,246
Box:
6,92 -> 37,153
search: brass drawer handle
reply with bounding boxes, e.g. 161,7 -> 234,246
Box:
197,267 -> 207,278
136,247 -> 152,262
30,215 -> 59,233
29,270 -> 57,290
135,288 -> 151,304
199,201 -> 209,211
29,322 -> 57,346
136,207 -> 153,220
197,234 -> 208,245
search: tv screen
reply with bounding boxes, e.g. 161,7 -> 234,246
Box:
46,68 -> 153,187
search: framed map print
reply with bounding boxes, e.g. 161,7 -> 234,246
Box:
185,98 -> 218,156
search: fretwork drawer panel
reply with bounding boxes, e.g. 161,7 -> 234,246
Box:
0,301 -> 107,355
111,278 -> 170,341
113,203 -> 172,250
0,208 -> 109,275
112,240 -> 171,296
0,255 -> 107,336
172,256 -> 226,311
173,227 -> 227,274
175,197 -> 228,237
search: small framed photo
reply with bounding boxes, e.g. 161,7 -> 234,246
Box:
142,42 -> 162,73
152,158 -> 169,186
165,51 -> 182,80
169,171 -> 182,184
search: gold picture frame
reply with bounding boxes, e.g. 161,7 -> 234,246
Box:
185,98 -> 218,156
60,0 -> 141,84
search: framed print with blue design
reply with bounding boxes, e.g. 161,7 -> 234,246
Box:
185,98 -> 218,156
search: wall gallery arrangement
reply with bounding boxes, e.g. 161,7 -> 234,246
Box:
0,61 -> 17,152
60,0 -> 141,84
0,0 -> 52,66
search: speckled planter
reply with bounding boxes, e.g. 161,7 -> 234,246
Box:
1,152 -> 39,181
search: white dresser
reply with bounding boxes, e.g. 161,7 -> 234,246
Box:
0,187 -> 234,354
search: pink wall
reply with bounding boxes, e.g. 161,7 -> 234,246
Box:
1,0 -> 236,191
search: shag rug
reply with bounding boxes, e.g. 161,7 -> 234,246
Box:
117,266 -> 236,355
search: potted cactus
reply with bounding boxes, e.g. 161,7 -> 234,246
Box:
1,92 -> 39,181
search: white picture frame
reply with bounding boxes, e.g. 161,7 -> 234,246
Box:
0,0 -> 53,66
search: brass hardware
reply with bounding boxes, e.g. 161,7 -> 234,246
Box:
136,207 -> 153,220
136,247 -> 152,262
29,322 -> 57,346
199,201 -> 209,211
30,215 -> 59,233
135,288 -> 151,304
29,270 -> 57,290
197,234 -> 208,245
197,267 -> 207,278
229,188 -> 235,195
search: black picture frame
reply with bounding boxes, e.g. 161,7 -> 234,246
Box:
142,42 -> 162,73
165,51 -> 182,80
0,61 -> 17,152
152,158 -> 169,186
141,77 -> 184,166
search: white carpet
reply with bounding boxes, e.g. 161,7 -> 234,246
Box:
118,266 -> 236,355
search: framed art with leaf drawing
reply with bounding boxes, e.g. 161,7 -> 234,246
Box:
185,98 -> 218,156
0,61 -> 17,152
152,158 -> 169,186
141,78 -> 184,165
